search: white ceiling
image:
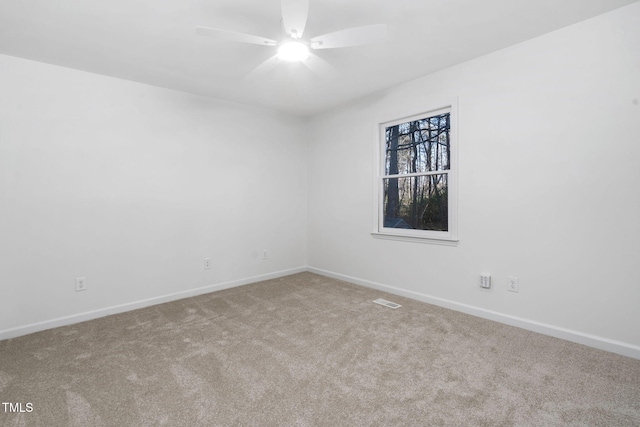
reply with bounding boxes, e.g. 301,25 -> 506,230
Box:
1,0 -> 637,116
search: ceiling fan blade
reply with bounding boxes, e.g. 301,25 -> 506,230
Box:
196,26 -> 277,46
310,24 -> 387,49
245,55 -> 281,80
301,53 -> 337,78
281,0 -> 309,38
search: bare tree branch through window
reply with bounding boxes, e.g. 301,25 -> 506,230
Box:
383,112 -> 450,231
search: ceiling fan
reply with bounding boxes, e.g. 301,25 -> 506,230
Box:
196,0 -> 387,78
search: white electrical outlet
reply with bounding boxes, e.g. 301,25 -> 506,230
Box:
479,274 -> 492,289
75,276 -> 87,292
507,276 -> 519,293
262,250 -> 268,260
204,258 -> 212,270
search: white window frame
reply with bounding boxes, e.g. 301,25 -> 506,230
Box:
372,98 -> 458,244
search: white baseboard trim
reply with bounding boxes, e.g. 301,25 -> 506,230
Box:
0,266 -> 307,341
307,266 -> 640,360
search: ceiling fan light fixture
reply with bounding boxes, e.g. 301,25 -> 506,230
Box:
277,41 -> 309,62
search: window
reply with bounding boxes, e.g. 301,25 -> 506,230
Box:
373,101 -> 457,243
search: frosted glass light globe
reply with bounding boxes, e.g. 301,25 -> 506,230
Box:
277,42 -> 309,62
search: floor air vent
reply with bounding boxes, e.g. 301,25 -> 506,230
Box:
373,298 -> 401,309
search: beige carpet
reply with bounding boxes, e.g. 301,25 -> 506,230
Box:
1,272 -> 639,426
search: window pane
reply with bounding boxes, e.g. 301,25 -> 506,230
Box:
383,174 -> 448,231
385,113 -> 450,175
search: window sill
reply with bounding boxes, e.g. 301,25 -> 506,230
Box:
371,232 -> 459,246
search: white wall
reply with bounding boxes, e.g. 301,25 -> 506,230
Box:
0,55 -> 308,335
307,3 -> 640,355
2,3 -> 639,358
